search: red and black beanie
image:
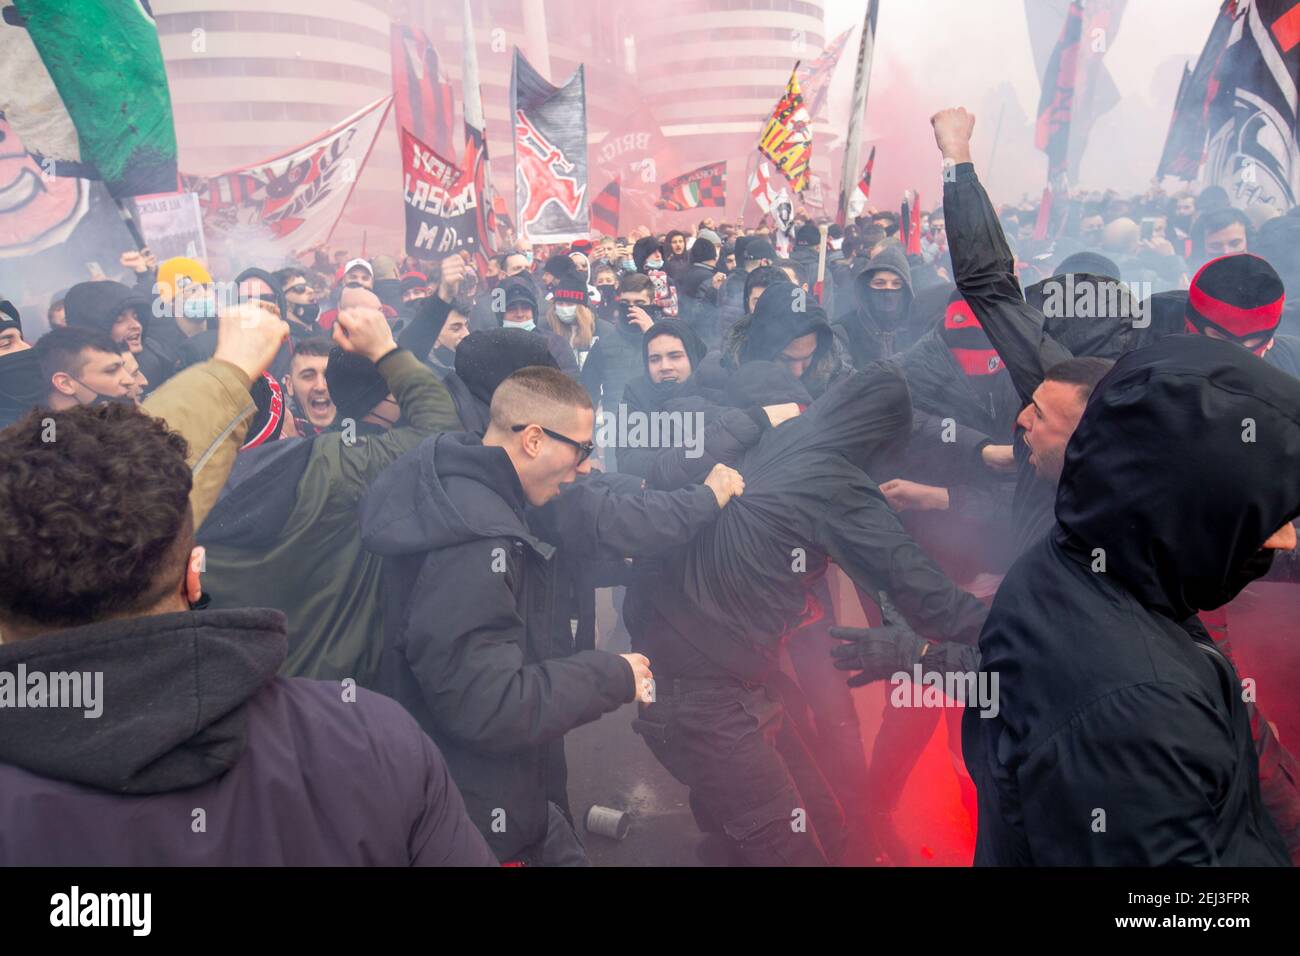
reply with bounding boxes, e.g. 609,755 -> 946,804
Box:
553,273 -> 589,308
940,295 -> 1003,376
1186,254 -> 1285,353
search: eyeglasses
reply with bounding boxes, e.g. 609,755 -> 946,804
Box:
511,423 -> 594,464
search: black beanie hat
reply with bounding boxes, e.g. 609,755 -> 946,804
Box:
690,238 -> 717,264
454,328 -> 559,406
1186,254 -> 1286,342
543,253 -> 576,280
642,319 -> 706,373
235,267 -> 288,320
325,347 -> 390,423
553,273 -> 589,308
795,223 -> 822,247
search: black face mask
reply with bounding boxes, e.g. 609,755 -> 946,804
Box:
865,287 -> 907,330
616,301 -> 662,326
292,302 -> 320,324
646,378 -> 691,406
1220,547 -> 1277,604
71,377 -> 135,406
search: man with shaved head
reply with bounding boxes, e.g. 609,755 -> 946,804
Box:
360,366 -> 747,864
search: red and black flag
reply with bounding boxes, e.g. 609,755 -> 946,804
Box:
400,127 -> 479,258
1154,3 -> 1237,183
511,49 -> 589,243
845,145 -> 876,222
907,190 -> 922,256
390,24 -> 456,159
1160,0 -> 1300,210
592,176 -> 621,236
656,162 -> 727,211
1031,0 -> 1127,181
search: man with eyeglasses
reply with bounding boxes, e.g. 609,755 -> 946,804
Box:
361,366 -> 746,864
274,268 -> 322,339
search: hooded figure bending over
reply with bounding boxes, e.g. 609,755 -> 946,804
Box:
964,334 -> 1298,866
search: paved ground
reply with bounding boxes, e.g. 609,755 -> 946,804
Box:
566,586 -> 978,867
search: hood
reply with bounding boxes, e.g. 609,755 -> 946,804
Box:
641,318 -> 707,374
1055,334 -> 1300,621
360,431 -> 550,557
1024,273 -> 1143,358
739,281 -> 834,365
63,280 -> 152,334
854,245 -> 915,302
0,608 -> 286,794
633,236 -> 663,272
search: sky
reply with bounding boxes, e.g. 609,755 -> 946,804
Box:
821,0 -> 1226,202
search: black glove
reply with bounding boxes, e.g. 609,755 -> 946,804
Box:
830,594 -> 930,688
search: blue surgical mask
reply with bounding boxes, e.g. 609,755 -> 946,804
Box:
555,304 -> 578,325
622,258 -> 637,272
183,295 -> 216,320
646,257 -> 664,270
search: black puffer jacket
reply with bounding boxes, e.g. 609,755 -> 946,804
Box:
964,334 -> 1299,865
360,433 -> 637,860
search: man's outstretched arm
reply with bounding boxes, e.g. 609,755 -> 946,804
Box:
935,107 -> 1073,404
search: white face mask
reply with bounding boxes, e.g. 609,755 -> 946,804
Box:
555,304 -> 578,325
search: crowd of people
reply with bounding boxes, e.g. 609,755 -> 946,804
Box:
0,106 -> 1297,867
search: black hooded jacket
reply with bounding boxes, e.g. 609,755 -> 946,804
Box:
360,433 -> 631,859
832,245 -> 920,366
964,335 -> 1298,865
625,364 -> 989,682
359,432 -> 721,859
0,608 -> 493,865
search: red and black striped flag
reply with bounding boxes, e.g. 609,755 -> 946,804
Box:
1032,0 -> 1127,181
391,24 -> 456,159
592,176 -> 621,236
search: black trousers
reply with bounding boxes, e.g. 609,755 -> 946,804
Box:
633,677 -> 842,866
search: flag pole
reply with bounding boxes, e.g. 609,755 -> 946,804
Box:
836,0 -> 880,226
